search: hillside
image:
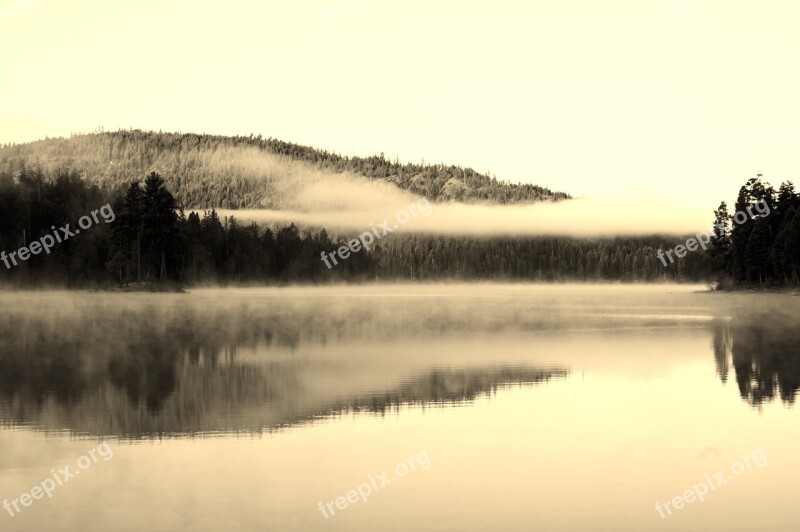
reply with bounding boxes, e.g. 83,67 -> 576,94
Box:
0,130 -> 570,209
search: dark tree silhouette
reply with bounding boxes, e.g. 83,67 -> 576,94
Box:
710,174 -> 800,287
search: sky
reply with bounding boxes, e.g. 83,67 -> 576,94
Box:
1,0 -> 799,212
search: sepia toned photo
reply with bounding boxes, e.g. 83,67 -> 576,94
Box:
1,1 -> 799,531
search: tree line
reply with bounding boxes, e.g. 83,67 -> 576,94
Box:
0,167 -> 372,287
0,167 -> 710,287
709,175 -> 800,286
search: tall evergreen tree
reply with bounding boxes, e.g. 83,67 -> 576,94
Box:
108,182 -> 144,285
709,202 -> 731,281
745,219 -> 772,284
141,172 -> 179,281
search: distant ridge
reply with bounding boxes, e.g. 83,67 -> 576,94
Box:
0,130 -> 570,209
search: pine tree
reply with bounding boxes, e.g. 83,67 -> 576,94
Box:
745,219 -> 771,284
142,172 -> 179,282
709,202 -> 731,282
107,182 -> 145,285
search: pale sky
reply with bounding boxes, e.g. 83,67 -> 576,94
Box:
1,0 -> 799,208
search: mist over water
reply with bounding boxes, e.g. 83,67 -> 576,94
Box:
0,285 -> 798,532
3,283 -> 796,439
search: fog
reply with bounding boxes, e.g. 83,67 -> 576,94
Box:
179,144 -> 717,237
212,174 -> 714,238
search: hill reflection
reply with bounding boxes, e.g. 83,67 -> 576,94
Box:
0,295 -> 567,438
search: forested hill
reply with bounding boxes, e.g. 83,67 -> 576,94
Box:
0,130 -> 570,209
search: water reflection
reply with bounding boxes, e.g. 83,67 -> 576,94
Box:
0,296 -> 567,437
1,286 -> 797,441
712,309 -> 800,406
2,286 -> 798,532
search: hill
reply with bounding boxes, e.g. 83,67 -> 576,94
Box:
0,130 -> 570,209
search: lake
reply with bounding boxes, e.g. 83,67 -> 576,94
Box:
0,284 -> 797,531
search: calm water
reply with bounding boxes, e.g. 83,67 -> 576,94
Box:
0,284 -> 798,531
